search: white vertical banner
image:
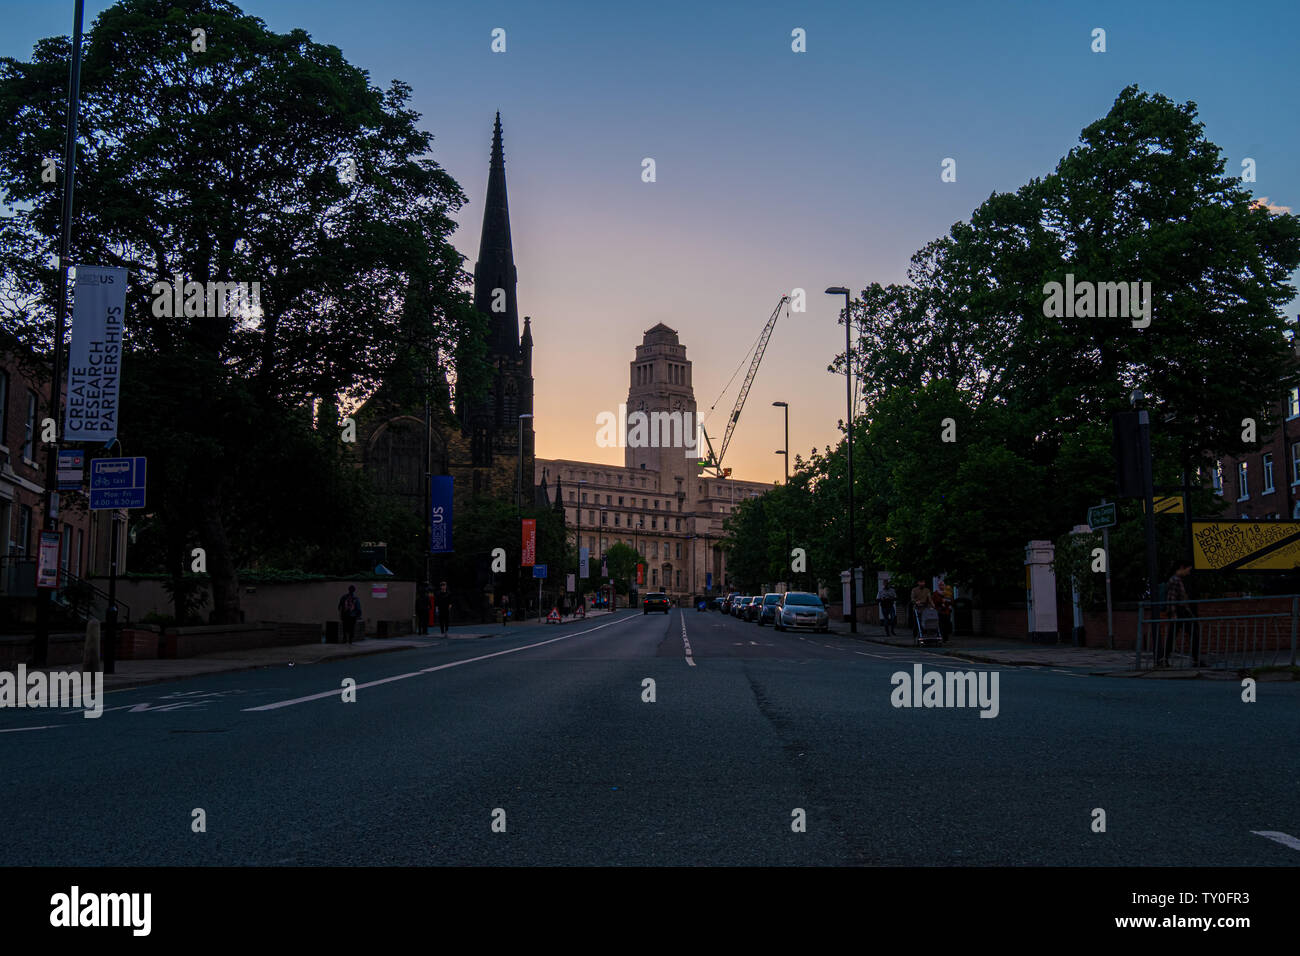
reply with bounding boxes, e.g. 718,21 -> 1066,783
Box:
64,266 -> 127,443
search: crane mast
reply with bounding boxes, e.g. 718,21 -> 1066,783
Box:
699,295 -> 790,478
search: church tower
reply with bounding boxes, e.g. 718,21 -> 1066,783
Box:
464,113 -> 535,500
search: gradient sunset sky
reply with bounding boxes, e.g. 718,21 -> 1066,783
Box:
6,0 -> 1298,485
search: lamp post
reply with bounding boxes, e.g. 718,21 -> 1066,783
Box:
826,287 -> 856,633
773,400 -> 791,590
577,479 -> 587,607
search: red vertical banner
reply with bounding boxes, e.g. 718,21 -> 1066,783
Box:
521,518 -> 536,567
636,563 -> 644,586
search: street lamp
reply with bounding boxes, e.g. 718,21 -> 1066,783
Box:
773,400 -> 791,589
826,286 -> 857,633
577,479 -> 587,607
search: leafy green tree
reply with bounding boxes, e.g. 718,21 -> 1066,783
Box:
0,0 -> 484,621
602,542 -> 639,596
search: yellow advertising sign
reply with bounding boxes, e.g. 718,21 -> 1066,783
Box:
1191,520 -> 1300,571
1142,495 -> 1184,514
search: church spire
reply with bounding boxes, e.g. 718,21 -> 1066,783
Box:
473,112 -> 519,357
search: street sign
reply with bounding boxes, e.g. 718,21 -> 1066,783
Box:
36,531 -> 62,589
1087,502 -> 1116,530
1192,520 -> 1300,571
533,564 -> 547,578
1143,495 -> 1184,515
57,449 -> 84,490
89,456 -> 146,510
371,584 -> 388,599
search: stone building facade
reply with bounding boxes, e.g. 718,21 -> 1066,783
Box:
539,324 -> 770,602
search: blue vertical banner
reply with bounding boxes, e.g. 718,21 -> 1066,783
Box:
429,475 -> 453,553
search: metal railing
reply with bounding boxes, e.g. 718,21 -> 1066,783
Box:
1136,594 -> 1299,671
0,556 -> 129,623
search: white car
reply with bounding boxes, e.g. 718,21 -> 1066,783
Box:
774,592 -> 829,632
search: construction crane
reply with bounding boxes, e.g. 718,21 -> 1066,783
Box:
698,295 -> 790,478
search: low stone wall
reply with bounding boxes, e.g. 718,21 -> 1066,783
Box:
0,633 -> 85,668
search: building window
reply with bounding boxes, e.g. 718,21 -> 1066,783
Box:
675,518 -> 682,531
676,570 -> 682,588
23,389 -> 38,460
601,511 -> 607,525
1212,461 -> 1223,495
570,491 -> 575,502
1237,462 -> 1249,500
0,369 -> 8,443
1289,387 -> 1300,418
618,496 -> 624,505
651,517 -> 657,530
1263,453 -> 1275,493
16,504 -> 32,556
614,514 -> 620,526
1292,443 -> 1300,485
675,542 -> 682,559
651,568 -> 657,585
654,500 -> 659,510
605,495 -> 612,505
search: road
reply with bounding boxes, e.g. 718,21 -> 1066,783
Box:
1,608 -> 1297,865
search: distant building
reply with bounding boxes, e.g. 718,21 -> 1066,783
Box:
1213,331 -> 1300,520
538,324 -> 770,600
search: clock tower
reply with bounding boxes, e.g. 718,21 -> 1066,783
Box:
626,323 -> 699,502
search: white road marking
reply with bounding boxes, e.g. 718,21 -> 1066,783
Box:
1251,830 -> 1300,852
245,614 -> 638,711
0,724 -> 61,733
680,612 -> 695,667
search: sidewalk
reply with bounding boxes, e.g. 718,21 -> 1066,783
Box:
20,609 -> 624,693
824,619 -> 1236,678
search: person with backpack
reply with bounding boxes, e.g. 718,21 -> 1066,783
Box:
338,585 -> 362,644
877,579 -> 898,636
434,581 -> 452,636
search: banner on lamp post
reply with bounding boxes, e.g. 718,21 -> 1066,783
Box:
64,266 -> 127,443
521,518 -> 536,567
429,476 -> 453,553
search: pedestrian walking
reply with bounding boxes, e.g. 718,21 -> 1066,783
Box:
909,579 -> 931,640
338,584 -> 362,644
877,580 -> 898,636
931,580 -> 954,643
433,581 -> 452,636
1161,559 -> 1197,667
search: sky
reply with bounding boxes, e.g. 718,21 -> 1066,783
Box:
4,0 -> 1298,485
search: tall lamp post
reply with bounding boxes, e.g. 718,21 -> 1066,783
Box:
577,479 -> 587,607
773,400 -> 790,590
825,287 -> 856,633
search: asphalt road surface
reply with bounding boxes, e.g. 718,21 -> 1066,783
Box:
2,609 -> 1297,866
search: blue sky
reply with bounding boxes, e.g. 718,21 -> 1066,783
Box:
4,0 -> 1297,482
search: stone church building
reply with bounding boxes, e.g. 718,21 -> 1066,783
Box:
352,114 -> 537,545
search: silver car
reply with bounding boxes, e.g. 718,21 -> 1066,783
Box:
774,592 -> 829,632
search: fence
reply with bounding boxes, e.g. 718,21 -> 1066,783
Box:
1135,595 -> 1299,671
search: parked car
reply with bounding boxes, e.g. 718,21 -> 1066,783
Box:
773,591 -> 830,633
730,596 -> 748,617
642,591 -> 670,614
757,592 -> 783,626
722,592 -> 740,614
743,596 -> 763,622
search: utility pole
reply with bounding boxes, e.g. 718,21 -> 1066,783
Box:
34,0 -> 87,667
773,400 -> 790,588
826,287 -> 856,633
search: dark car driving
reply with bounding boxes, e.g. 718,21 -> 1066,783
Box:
642,592 -> 670,614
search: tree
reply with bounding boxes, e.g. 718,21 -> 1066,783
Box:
0,0 -> 484,621
603,542 -> 639,596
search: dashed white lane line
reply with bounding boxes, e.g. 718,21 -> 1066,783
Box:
1251,830 -> 1300,852
0,724 -> 61,733
244,614 -> 639,711
680,612 -> 695,667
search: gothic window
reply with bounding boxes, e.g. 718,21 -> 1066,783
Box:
503,380 -> 518,422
